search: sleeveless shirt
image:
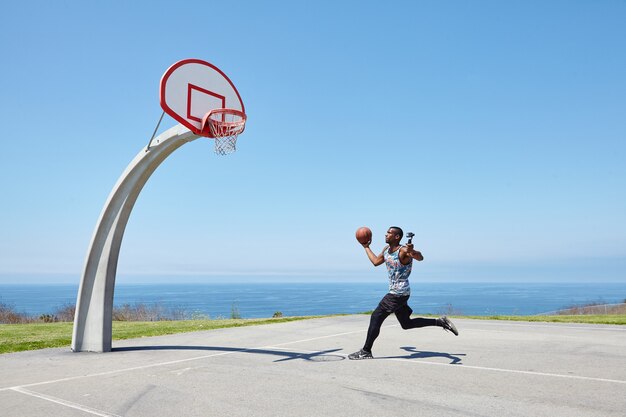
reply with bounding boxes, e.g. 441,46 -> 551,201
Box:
384,246 -> 412,295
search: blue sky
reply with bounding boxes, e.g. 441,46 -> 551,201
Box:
0,1 -> 624,283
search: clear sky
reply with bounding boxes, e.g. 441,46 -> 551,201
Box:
0,1 -> 624,284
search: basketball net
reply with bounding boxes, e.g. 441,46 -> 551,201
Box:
205,109 -> 247,155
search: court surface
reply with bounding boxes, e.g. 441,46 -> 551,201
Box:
1,316 -> 625,416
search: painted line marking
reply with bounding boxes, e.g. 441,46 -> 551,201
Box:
383,358 -> 626,385
0,348 -> 251,392
0,327 -> 371,393
0,327 -> 373,415
269,328 -> 368,347
11,387 -> 122,417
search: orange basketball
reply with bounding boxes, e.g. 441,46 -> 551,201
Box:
355,227 -> 372,244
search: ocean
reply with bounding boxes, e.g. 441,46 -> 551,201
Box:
1,282 -> 625,318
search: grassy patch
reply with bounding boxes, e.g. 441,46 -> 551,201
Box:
415,312 -> 626,325
0,316 -> 327,354
0,322 -> 75,353
110,316 -> 327,339
462,314 -> 626,325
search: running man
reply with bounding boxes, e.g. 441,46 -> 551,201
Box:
348,226 -> 458,360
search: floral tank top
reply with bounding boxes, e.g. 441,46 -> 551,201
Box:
384,246 -> 412,295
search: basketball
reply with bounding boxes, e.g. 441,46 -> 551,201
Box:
355,227 -> 372,244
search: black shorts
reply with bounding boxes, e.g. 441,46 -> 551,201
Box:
376,293 -> 412,314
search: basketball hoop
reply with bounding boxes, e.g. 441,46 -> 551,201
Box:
201,108 -> 247,155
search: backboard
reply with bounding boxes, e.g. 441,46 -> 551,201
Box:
160,59 -> 245,137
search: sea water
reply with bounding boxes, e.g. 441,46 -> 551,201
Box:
1,282 -> 625,318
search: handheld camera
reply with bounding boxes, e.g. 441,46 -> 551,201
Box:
407,232 -> 415,244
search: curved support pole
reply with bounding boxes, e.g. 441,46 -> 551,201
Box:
72,125 -> 200,352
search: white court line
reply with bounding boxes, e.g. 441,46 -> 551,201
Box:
269,328 -> 626,385
270,343 -> 626,385
0,327 -> 370,392
11,387 -> 122,417
0,348 -> 251,392
0,327 -> 373,415
385,358 -> 626,385
269,328 -> 368,347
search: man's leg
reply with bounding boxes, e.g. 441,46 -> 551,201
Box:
363,305 -> 392,352
395,306 -> 460,336
395,305 -> 438,329
349,305 -> 391,360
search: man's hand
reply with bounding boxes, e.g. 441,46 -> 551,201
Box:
403,243 -> 424,261
364,243 -> 385,266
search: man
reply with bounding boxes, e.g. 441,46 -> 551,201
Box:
348,226 -> 458,360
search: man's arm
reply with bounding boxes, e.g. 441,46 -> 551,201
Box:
362,242 -> 385,266
400,243 -> 423,263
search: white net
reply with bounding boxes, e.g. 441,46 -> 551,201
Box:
213,135 -> 238,155
208,109 -> 246,156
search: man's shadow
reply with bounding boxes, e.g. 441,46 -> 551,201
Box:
112,345 -> 345,363
379,346 -> 465,364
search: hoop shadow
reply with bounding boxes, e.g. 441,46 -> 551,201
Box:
112,345 -> 345,363
379,346 -> 466,364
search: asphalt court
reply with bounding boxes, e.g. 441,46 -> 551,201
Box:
1,316 -> 625,416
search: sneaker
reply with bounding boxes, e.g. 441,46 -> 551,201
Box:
348,349 -> 373,360
439,316 -> 459,336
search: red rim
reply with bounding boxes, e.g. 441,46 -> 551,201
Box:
201,108 -> 247,138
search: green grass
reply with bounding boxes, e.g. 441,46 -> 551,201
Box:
0,316 -> 327,354
364,310 -> 626,325
2,314 -> 624,355
463,314 -> 626,325
417,313 -> 626,325
0,322 -> 75,353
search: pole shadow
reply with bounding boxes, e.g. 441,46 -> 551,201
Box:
112,345 -> 345,362
378,346 -> 466,364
